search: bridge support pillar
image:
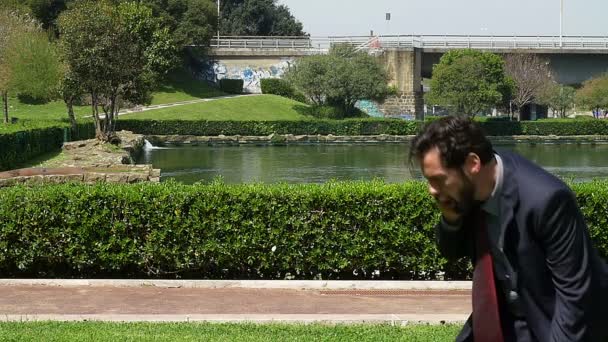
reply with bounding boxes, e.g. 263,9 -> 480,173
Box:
376,48 -> 423,119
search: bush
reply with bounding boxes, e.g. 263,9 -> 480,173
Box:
0,181 -> 455,279
261,78 -> 307,103
0,127 -> 64,171
1,181 -> 607,280
261,78 -> 292,97
219,79 -> 244,94
0,121 -> 95,171
423,117 -> 608,136
117,119 -> 421,136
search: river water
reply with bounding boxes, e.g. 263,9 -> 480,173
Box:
137,142 -> 608,184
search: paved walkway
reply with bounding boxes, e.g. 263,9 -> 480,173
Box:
117,94 -> 261,116
0,281 -> 471,324
85,94 -> 262,120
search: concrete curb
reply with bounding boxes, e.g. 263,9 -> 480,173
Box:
0,314 -> 468,324
0,279 -> 471,290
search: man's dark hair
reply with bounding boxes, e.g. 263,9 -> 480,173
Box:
409,116 -> 494,168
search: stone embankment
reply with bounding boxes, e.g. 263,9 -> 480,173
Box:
0,131 -> 160,187
147,134 -> 608,146
147,134 -> 412,145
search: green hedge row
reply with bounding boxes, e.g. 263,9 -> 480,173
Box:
479,119 -> 608,136
0,122 -> 95,172
116,119 -> 421,136
1,181 -> 607,280
116,118 -> 608,137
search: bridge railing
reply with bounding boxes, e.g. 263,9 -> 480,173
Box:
210,35 -> 608,51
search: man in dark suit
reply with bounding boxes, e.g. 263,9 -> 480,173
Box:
410,116 -> 608,341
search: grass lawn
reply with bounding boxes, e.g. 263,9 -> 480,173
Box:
0,68 -> 226,133
120,94 -> 310,121
0,322 -> 460,341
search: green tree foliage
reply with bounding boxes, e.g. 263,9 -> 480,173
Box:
6,30 -> 63,102
576,74 -> 608,114
57,67 -> 82,131
220,0 -> 305,36
23,0 -> 68,34
425,49 -> 513,117
286,46 -> 388,116
285,55 -> 330,106
538,83 -> 576,118
0,8 -> 42,124
58,0 -> 177,140
144,0 -> 217,51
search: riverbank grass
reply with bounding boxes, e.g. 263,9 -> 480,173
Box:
0,322 -> 460,341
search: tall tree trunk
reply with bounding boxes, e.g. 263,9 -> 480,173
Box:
91,92 -> 103,140
2,91 -> 8,124
66,98 -> 77,133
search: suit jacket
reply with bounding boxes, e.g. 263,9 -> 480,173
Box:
436,150 -> 608,342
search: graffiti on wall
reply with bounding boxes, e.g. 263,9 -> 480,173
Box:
355,100 -> 385,118
201,58 -> 295,93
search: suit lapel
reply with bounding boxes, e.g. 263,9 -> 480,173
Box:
497,152 -> 519,250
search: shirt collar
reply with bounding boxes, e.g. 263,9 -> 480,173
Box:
481,154 -> 503,217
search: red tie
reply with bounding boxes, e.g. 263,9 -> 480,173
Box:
472,212 -> 504,342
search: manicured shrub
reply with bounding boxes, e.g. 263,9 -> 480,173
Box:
260,78 -> 307,103
261,79 -> 292,97
1,180 -> 607,280
117,118 -> 608,137
117,119 -> 421,136
219,79 -> 244,94
0,122 -> 94,171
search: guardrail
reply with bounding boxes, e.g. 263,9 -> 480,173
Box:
209,35 -> 608,52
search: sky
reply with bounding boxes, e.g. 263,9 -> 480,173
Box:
277,0 -> 608,37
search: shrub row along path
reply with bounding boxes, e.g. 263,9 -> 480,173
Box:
0,281 -> 470,324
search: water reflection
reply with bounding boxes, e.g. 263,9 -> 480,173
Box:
137,143 -> 608,184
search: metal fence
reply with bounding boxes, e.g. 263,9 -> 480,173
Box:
210,35 -> 608,52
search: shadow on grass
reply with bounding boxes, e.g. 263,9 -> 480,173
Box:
155,68 -> 225,99
293,104 -> 316,117
16,149 -> 64,169
17,94 -> 51,105
292,104 -> 370,120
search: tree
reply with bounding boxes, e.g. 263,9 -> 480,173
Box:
57,67 -> 82,132
537,83 -> 576,118
325,47 -> 388,114
425,49 -> 512,117
576,74 -> 608,114
285,55 -> 330,106
58,0 -> 176,140
220,0 -> 305,36
5,30 -> 63,102
504,53 -> 554,120
145,0 -> 217,52
24,0 -> 69,35
286,46 -> 388,115
0,8 -> 41,124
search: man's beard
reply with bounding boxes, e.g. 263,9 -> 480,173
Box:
453,171 -> 481,216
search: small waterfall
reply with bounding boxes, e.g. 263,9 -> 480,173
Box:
144,139 -> 155,150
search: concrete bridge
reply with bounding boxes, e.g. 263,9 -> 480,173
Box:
204,35 -> 608,117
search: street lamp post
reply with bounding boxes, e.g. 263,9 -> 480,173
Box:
559,0 -> 563,47
217,0 -> 220,46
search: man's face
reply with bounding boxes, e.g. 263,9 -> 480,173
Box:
420,147 -> 478,216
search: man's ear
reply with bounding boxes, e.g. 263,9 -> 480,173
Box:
464,152 -> 481,175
